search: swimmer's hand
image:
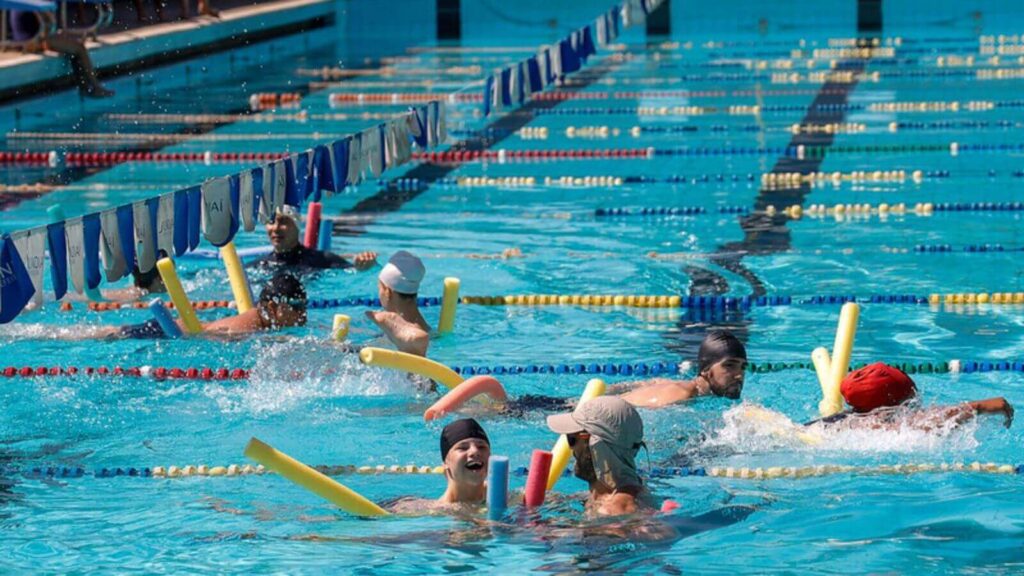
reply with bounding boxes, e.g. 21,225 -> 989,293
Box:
350,251 -> 378,271
969,397 -> 1014,428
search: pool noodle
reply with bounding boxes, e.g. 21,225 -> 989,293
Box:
316,218 -> 333,252
524,450 -> 552,508
303,202 -> 322,248
824,302 -> 859,416
487,455 -> 509,521
423,375 -> 508,421
243,437 -> 389,517
437,277 -> 460,334
147,298 -> 183,339
546,378 -> 606,491
811,347 -> 836,416
332,314 -> 350,341
359,347 -> 463,390
219,241 -> 254,314
155,257 -> 202,334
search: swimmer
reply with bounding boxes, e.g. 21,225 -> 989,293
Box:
77,273 -> 308,340
443,330 -> 747,417
254,206 -> 378,272
365,251 -> 431,357
611,330 -> 747,407
465,247 -> 524,260
547,396 -> 652,517
386,418 -> 493,514
806,362 -> 1014,430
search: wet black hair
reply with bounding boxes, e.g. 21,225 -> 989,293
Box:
697,330 -> 747,372
258,273 -> 307,306
440,418 -> 489,461
130,250 -> 169,291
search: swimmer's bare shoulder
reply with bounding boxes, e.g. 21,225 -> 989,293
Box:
616,378 -> 699,408
385,497 -> 484,516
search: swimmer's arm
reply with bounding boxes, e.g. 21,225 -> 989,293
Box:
913,397 -> 1014,430
336,251 -> 378,271
366,311 -> 429,356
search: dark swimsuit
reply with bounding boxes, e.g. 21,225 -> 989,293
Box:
118,319 -> 167,339
254,246 -> 353,271
500,394 -> 574,417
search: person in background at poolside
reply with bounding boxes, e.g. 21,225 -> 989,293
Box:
72,273 -> 308,340
547,396 -> 653,517
9,11 -> 113,98
806,362 -> 1014,430
255,206 -> 378,273
387,418 -> 492,514
366,250 -> 431,357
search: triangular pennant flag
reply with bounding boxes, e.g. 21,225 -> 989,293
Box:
157,193 -> 176,255
115,204 -> 135,269
133,200 -> 157,273
0,234 -> 35,323
10,227 -> 46,309
239,170 -> 256,231
65,217 -> 86,295
173,189 -> 190,256
100,208 -> 128,282
187,185 -> 202,251
46,220 -> 67,300
200,176 -> 237,247
83,212 -> 102,290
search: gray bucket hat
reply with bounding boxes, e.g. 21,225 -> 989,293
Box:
547,396 -> 644,490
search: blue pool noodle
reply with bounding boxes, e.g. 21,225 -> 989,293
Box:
487,456 -> 509,521
148,298 -> 184,339
317,219 -> 332,252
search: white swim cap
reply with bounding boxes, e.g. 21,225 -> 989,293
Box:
378,250 -> 425,295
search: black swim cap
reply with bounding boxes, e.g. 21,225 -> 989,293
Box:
258,273 -> 307,305
440,418 -> 489,461
697,330 -> 747,372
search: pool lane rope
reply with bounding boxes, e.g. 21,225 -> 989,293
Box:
10,461 -> 1023,480
2,358 -> 1018,383
13,141 -> 1024,168
63,290 -> 1024,316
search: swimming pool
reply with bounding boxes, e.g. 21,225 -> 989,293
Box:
1,0 -> 1023,572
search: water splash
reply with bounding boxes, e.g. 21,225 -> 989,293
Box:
204,338 -> 424,415
703,403 -> 980,456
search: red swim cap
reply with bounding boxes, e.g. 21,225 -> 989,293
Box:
840,362 -> 917,413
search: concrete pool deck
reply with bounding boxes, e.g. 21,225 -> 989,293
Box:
0,0 -> 332,101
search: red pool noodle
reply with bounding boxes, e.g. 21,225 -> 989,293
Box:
524,450 -> 553,508
303,202 -> 322,248
423,375 -> 508,421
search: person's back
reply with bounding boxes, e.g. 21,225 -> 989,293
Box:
366,250 -> 430,356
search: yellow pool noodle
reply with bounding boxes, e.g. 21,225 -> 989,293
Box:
359,347 -> 463,390
811,347 -> 832,397
437,277 -> 460,334
824,302 -> 860,416
219,242 -> 254,314
546,378 -> 606,491
244,437 -> 389,517
332,314 -> 350,341
155,257 -> 202,334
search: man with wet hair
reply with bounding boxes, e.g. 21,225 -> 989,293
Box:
547,396 -> 651,517
257,205 -> 378,272
609,329 -> 748,407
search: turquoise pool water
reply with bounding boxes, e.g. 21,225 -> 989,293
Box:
1,4 -> 1024,573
